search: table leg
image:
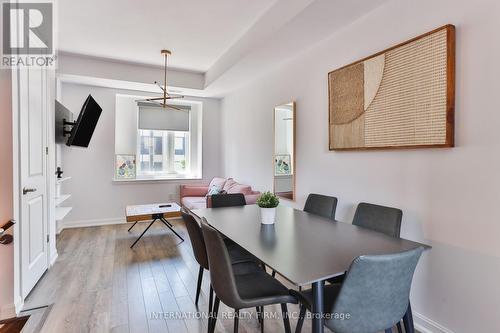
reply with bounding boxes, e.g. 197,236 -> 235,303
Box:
403,303 -> 415,333
311,280 -> 325,333
128,221 -> 138,232
160,217 -> 185,242
130,219 -> 157,248
162,218 -> 174,227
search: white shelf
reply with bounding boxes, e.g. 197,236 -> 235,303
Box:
55,207 -> 72,221
56,176 -> 72,184
55,194 -> 71,206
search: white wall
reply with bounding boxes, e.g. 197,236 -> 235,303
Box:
221,0 -> 500,332
59,82 -> 221,226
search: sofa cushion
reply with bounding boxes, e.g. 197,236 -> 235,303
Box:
227,184 -> 253,195
181,196 -> 207,210
180,185 -> 209,198
209,177 -> 227,189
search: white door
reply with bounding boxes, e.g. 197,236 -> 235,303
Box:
18,66 -> 49,298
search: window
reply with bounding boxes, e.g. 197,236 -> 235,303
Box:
137,130 -> 190,176
114,94 -> 203,181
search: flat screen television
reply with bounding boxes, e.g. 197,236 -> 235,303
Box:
66,95 -> 102,147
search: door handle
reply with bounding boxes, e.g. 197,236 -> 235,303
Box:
23,187 -> 37,195
0,220 -> 15,245
0,220 -> 15,236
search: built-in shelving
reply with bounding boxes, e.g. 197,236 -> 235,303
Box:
55,176 -> 72,230
55,194 -> 71,206
55,207 -> 72,221
56,176 -> 72,184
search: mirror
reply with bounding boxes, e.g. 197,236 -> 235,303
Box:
273,102 -> 295,201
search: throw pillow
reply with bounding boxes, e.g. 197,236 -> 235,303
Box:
209,177 -> 227,189
223,178 -> 238,191
207,185 -> 222,197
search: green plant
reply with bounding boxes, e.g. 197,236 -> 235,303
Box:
256,191 -> 280,208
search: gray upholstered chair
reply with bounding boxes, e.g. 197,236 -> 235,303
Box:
328,201 -> 403,284
303,193 -> 338,220
353,202 -> 403,238
328,201 -> 405,331
181,209 -> 259,309
211,193 -> 246,208
293,247 -> 424,333
201,218 -> 297,333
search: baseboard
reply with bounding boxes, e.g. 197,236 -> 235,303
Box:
58,217 -> 126,232
414,311 -> 455,333
14,295 -> 24,315
0,302 -> 17,320
50,252 -> 58,266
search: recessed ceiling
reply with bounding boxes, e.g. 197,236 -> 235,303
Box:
58,0 -> 275,72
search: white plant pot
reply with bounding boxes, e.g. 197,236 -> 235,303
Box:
260,207 -> 276,224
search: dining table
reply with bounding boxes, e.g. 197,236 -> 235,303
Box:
192,204 -> 429,333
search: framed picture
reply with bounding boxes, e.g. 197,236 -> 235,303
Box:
115,154 -> 136,179
329,25 -> 455,150
275,154 -> 291,175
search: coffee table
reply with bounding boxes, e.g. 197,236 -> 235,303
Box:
126,202 -> 184,248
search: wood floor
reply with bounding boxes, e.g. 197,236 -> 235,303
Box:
24,219 -> 323,333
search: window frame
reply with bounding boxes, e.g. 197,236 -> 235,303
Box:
113,94 -> 203,182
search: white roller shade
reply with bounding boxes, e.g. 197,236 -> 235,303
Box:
138,102 -> 190,131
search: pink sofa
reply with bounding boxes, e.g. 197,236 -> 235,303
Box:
180,177 -> 261,210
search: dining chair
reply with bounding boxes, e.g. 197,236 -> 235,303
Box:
293,247 -> 424,333
352,202 -> 403,238
328,201 -> 405,331
303,193 -> 338,220
181,208 -> 260,309
327,201 -> 403,285
211,193 -> 246,208
201,218 -> 297,333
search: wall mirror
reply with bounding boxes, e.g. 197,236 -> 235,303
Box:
273,101 -> 295,201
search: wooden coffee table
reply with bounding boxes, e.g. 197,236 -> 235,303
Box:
126,202 -> 184,248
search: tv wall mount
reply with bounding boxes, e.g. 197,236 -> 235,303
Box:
63,119 -> 76,136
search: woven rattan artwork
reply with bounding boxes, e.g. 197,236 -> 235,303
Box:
329,25 -> 455,150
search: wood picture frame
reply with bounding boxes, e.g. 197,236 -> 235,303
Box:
328,24 -> 455,151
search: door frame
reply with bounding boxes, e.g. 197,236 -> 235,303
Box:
11,65 -> 56,313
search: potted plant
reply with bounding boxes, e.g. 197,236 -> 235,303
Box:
256,191 -> 280,224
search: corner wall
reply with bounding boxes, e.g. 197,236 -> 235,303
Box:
220,0 -> 500,331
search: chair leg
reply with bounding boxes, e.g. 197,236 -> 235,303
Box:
403,303 -> 415,333
256,307 -> 262,324
208,285 -> 214,314
281,304 -> 291,333
272,270 -> 277,278
397,321 -> 403,333
295,305 -> 306,333
209,297 -> 220,333
195,266 -> 204,306
234,309 -> 240,333
261,306 -> 265,333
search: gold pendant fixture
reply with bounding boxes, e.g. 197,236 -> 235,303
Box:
137,50 -> 185,110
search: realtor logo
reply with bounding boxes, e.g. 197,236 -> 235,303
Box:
2,1 -> 55,67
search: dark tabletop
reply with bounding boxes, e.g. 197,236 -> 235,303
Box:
192,205 -> 429,286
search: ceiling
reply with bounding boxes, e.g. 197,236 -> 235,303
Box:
58,0 -> 390,96
58,0 -> 275,72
